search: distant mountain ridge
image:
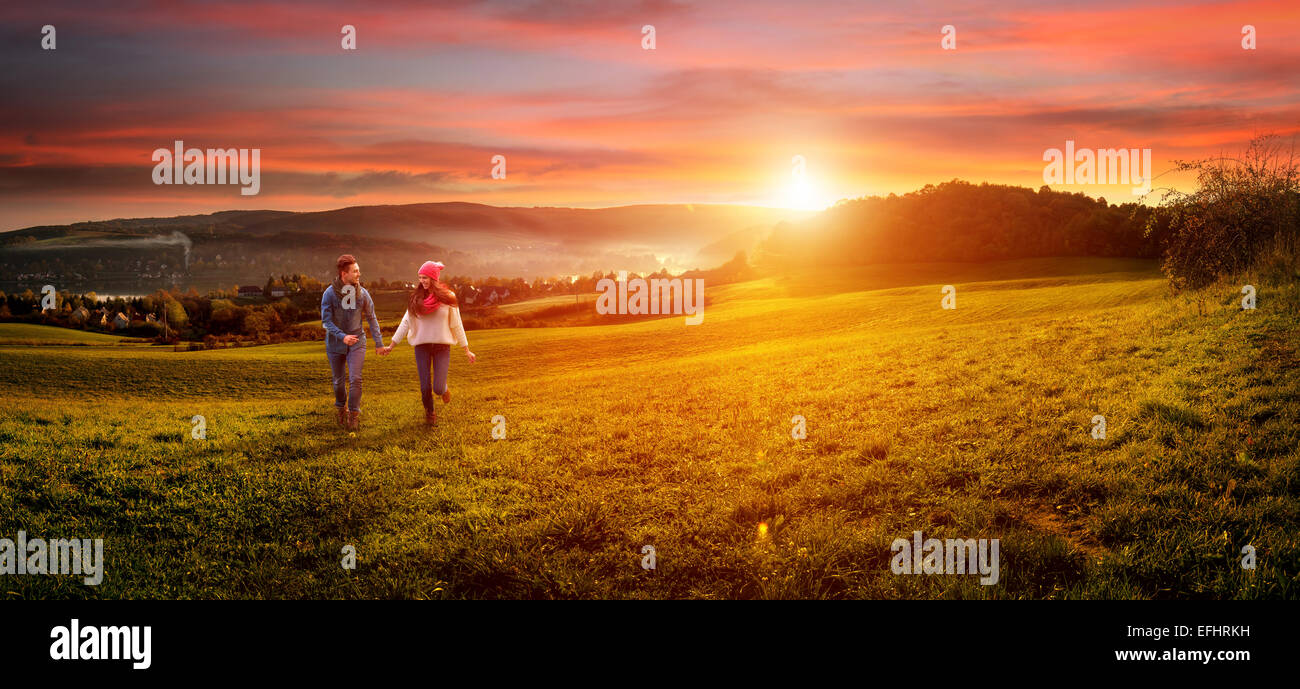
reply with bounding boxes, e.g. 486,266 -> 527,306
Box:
0,202 -> 812,290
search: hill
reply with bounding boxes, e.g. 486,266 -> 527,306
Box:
0,202 -> 812,292
759,180 -> 1167,268
0,323 -> 132,346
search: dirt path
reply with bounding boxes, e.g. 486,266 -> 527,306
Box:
1014,502 -> 1110,561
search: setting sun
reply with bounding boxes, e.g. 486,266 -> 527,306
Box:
778,176 -> 834,211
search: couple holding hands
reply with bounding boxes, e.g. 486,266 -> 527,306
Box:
322,254 -> 476,430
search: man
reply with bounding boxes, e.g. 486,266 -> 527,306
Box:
321,254 -> 384,430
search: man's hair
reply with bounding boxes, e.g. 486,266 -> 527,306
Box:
336,254 -> 357,277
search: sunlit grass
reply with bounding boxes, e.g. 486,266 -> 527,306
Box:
1,257 -> 1296,599
0,323 -> 133,346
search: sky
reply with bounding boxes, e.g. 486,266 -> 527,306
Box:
1,0 -> 1298,230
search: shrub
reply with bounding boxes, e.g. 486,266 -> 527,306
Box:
1152,134 -> 1300,289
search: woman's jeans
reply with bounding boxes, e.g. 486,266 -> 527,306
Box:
414,343 -> 451,412
327,342 -> 367,411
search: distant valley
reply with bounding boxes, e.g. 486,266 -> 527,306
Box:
0,202 -> 812,291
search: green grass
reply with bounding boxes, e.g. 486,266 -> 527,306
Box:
1,257 -> 1297,599
0,323 -> 131,346
495,294 -> 596,314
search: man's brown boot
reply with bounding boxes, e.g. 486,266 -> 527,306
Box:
347,410 -> 360,430
441,388 -> 451,404
335,407 -> 346,427
425,410 -> 437,426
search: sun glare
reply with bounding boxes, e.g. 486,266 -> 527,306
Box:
779,176 -> 831,211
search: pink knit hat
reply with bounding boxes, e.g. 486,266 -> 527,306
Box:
418,261 -> 444,280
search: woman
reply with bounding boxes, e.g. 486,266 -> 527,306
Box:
379,261 -> 476,425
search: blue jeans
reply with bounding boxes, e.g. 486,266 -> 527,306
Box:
414,343 -> 451,412
328,344 -> 367,411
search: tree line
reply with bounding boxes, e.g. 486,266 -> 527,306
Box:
758,180 -> 1167,266
757,134 -> 1299,289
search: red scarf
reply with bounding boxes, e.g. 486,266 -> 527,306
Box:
419,290 -> 441,314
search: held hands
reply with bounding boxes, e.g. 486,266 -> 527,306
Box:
343,334 -> 359,346
373,345 -> 463,359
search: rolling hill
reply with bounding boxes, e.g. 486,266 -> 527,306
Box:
0,202 -> 813,292
2,257 -> 1295,599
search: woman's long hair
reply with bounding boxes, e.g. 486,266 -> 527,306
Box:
408,278 -> 458,315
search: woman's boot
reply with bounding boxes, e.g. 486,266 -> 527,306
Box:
347,410 -> 360,430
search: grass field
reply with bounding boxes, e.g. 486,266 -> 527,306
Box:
0,323 -> 132,346
494,293 -> 596,314
1,257 -> 1297,599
